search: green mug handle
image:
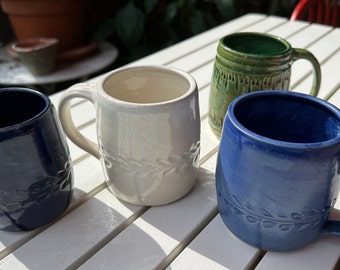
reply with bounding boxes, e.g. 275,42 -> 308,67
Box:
292,48 -> 321,97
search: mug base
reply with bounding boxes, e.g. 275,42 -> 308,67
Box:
106,176 -> 197,206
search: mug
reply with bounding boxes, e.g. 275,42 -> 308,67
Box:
216,90 -> 340,251
209,32 -> 321,137
58,66 -> 200,206
0,87 -> 73,231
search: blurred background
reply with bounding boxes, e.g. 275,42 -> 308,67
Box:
0,0 -> 299,93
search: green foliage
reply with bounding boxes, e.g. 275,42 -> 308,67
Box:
114,2 -> 145,49
91,0 -> 243,64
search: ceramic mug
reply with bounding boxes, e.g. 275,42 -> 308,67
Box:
209,32 -> 321,137
216,90 -> 340,251
58,66 -> 200,206
0,87 -> 73,231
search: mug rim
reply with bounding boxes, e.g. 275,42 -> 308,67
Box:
226,90 -> 340,149
0,87 -> 50,131
98,65 -> 197,107
220,32 -> 292,57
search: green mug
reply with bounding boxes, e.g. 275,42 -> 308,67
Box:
209,32 -> 321,137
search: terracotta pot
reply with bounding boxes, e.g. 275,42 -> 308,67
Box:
1,0 -> 86,51
11,37 -> 59,75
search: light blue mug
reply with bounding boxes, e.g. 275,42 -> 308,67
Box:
216,90 -> 340,251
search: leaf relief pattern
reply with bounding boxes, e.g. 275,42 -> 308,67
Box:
101,141 -> 200,178
218,190 -> 336,232
0,161 -> 72,212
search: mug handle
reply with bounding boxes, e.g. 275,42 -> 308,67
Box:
292,48 -> 321,97
58,83 -> 100,159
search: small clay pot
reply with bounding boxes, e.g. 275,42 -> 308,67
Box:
12,37 -> 59,76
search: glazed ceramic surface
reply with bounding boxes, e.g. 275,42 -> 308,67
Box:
216,90 -> 340,251
0,88 -> 73,231
209,32 -> 321,137
59,66 -> 200,206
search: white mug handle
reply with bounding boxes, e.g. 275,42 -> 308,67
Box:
58,83 -> 100,159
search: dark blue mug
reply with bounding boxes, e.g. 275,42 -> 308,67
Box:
0,87 -> 73,231
216,90 -> 340,251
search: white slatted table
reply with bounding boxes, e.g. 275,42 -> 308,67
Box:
1,13 -> 340,270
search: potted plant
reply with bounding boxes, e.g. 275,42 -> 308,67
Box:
1,0 -> 86,51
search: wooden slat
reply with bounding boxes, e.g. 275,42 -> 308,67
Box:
78,167 -> 221,270
169,153 -> 261,270
0,189 -> 144,270
0,154 -> 104,261
256,237 -> 340,270
169,215 -> 261,270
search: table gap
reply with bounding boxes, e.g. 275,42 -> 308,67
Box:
200,146 -> 219,165
155,206 -> 219,270
247,250 -> 267,270
185,59 -> 215,75
324,82 -> 340,101
69,138 -> 219,268
67,206 -> 150,270
152,147 -> 219,269
290,43 -> 340,92
298,26 -> 334,49
72,153 -> 91,166
0,181 -> 107,261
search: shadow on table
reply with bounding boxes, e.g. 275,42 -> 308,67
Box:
0,186 -> 168,269
2,167 -> 340,269
75,167 -> 219,269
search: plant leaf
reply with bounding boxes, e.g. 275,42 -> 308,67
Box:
190,11 -> 207,35
90,18 -> 115,42
216,0 -> 239,20
115,2 -> 145,49
165,2 -> 179,24
144,0 -> 159,14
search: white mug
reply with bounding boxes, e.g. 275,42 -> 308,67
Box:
58,66 -> 200,205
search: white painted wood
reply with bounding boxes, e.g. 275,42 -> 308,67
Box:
169,215 -> 260,270
67,99 -> 96,128
79,167 -> 219,270
200,117 -> 220,157
282,25 -> 333,93
191,63 -> 214,91
328,83 -> 340,107
0,189 -> 143,270
287,27 -> 340,97
240,15 -> 287,33
70,155 -> 104,201
169,153 -> 261,270
298,49 -> 340,100
267,20 -> 309,38
256,237 -> 340,270
198,85 -> 211,118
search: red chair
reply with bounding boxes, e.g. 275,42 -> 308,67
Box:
290,0 -> 339,27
